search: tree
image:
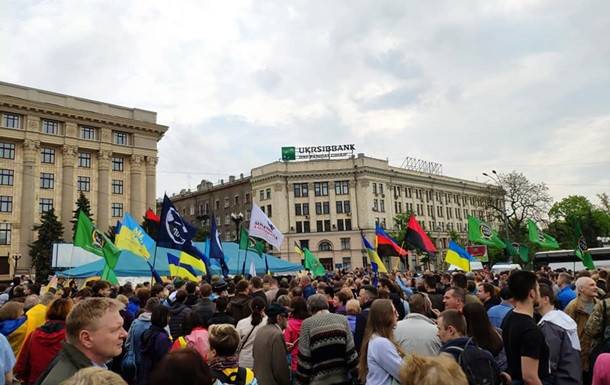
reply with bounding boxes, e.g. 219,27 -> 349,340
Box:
140,215 -> 159,242
29,208 -> 64,282
483,171 -> 553,243
548,195 -> 610,249
193,227 -> 210,242
106,225 -> 118,243
71,192 -> 93,239
598,193 -> 610,215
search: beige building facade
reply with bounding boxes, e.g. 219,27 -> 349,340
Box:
250,154 -> 501,271
0,82 -> 167,275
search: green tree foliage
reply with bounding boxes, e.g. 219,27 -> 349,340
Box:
483,171 -> 552,243
106,225 -> 117,243
71,192 -> 93,240
548,195 -> 610,249
193,226 -> 210,242
29,208 -> 64,283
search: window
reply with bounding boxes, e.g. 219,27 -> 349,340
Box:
335,181 -> 349,195
337,219 -> 344,231
336,200 -> 351,214
379,184 -> 384,194
41,148 -> 55,164
345,218 -> 352,230
295,203 -> 302,216
112,180 -> 123,194
318,241 -> 332,251
245,193 -> 251,203
296,221 -> 310,233
114,131 -> 128,145
344,201 -> 351,213
294,183 -> 309,197
80,126 -> 96,140
261,206 -> 265,214
111,203 -> 123,217
0,196 -> 12,212
78,153 -> 91,168
42,120 -> 59,135
224,197 -> 230,208
2,114 -> 19,129
77,176 -> 90,191
316,220 -> 323,232
342,257 -> 352,270
259,190 -> 264,201
337,219 -> 352,231
215,200 -> 220,210
39,198 -> 53,213
299,240 -> 309,250
204,203 -> 210,214
314,182 -> 328,196
395,202 -> 402,213
0,143 -> 14,159
380,200 -> 385,212
216,216 -> 221,226
234,195 -> 240,205
315,202 -> 330,214
336,201 -> 343,214
40,173 -> 54,189
373,199 -> 378,211
112,157 -> 124,171
246,209 -> 251,221
266,188 -> 271,199
0,169 -> 14,186
447,207 -> 452,218
225,214 -> 231,225
373,183 -> 378,195
406,187 -> 412,198
0,223 -> 10,245
267,205 -> 272,217
341,238 -> 350,250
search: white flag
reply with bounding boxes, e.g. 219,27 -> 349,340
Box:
249,259 -> 257,277
248,203 -> 284,249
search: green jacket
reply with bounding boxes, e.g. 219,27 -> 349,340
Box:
564,295 -> 599,372
585,298 -> 610,351
35,341 -> 93,385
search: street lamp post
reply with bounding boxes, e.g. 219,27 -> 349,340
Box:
482,170 -> 510,239
11,253 -> 21,274
231,212 -> 244,242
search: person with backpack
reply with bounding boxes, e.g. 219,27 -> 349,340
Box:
207,324 -> 257,385
537,283 -> 582,385
586,276 -> 610,374
169,311 -> 209,360
437,309 -> 503,385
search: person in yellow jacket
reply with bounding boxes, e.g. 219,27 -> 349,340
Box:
20,293 -> 55,355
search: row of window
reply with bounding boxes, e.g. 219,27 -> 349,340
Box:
1,113 -> 131,145
294,200 -> 352,216
294,218 -> 352,233
39,173 -> 124,194
32,198 -> 124,217
0,143 -> 127,171
296,238 -> 352,252
294,181 -> 350,198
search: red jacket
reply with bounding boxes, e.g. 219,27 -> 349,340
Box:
15,321 -> 66,385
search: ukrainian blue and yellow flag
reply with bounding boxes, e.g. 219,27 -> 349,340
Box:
445,240 -> 475,272
361,235 -> 388,273
167,252 -> 206,281
115,213 -> 153,259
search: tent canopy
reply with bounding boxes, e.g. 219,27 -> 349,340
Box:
58,242 -> 304,278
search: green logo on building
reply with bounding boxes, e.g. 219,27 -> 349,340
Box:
282,147 -> 296,161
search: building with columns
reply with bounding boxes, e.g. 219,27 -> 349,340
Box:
0,82 -> 167,275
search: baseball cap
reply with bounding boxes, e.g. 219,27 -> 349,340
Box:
266,302 -> 293,317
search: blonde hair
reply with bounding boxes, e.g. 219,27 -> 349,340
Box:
59,367 -> 127,385
65,298 -> 124,345
116,295 -> 129,306
345,299 -> 361,315
339,287 -> 354,300
399,354 -> 468,385
208,324 -> 240,356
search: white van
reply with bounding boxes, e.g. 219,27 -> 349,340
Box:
490,263 -> 522,274
448,261 -> 484,271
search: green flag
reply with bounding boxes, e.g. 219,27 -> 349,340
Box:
574,220 -> 595,270
502,238 -> 519,257
467,216 -> 506,248
74,210 -> 120,284
527,219 -> 559,249
239,227 -> 265,258
303,248 -> 326,277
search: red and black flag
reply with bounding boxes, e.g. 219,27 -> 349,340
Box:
405,215 -> 437,256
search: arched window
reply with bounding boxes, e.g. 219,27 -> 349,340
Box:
318,240 -> 333,251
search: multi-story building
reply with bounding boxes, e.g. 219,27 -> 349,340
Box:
166,174 -> 252,241
0,82 -> 167,275
250,154 -> 501,271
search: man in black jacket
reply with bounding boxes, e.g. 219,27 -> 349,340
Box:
354,284 -> 378,352
192,283 -> 215,326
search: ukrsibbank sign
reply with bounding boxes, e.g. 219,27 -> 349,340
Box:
282,144 -> 355,161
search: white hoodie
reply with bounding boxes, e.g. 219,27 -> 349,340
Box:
539,310 -> 580,350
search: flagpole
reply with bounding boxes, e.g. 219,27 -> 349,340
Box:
242,249 -> 249,276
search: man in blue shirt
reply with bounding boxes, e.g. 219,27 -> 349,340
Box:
488,287 -> 515,329
556,272 -> 577,310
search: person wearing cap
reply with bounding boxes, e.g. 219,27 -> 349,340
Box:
487,287 -> 515,329
252,302 -> 291,385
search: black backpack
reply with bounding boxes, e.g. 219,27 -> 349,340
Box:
212,367 -> 247,385
445,339 -> 501,385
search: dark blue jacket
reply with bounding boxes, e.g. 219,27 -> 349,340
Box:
138,326 -> 171,385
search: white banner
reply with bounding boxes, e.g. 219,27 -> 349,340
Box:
248,203 -> 284,249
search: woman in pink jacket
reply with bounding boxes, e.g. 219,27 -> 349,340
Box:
284,296 -> 310,384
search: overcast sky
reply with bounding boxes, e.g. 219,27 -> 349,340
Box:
2,1 -> 609,207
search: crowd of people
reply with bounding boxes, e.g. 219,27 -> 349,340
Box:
0,266 -> 609,384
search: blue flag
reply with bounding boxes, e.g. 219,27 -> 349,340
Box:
158,194 -> 211,279
210,214 -> 229,277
